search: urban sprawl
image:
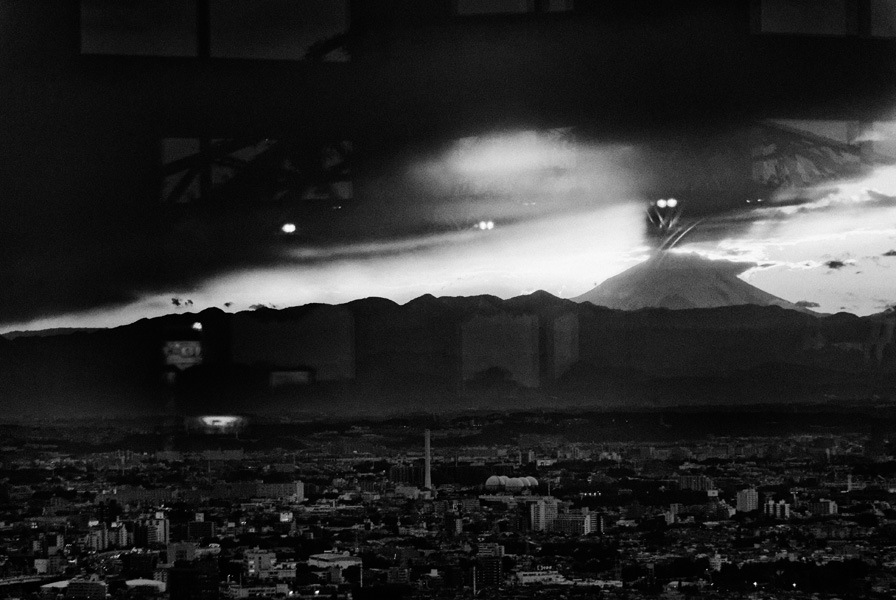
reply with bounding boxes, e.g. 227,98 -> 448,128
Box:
2,413 -> 896,599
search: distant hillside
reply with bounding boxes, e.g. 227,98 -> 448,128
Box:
0,294 -> 892,417
2,327 -> 103,339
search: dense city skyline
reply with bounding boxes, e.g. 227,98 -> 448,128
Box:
3,6 -> 896,598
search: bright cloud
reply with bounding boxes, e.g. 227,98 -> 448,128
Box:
677,164 -> 896,315
5,129 -> 896,333
2,203 -> 649,333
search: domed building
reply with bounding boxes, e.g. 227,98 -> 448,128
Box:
484,475 -> 539,493
485,475 -> 503,491
505,478 -> 524,492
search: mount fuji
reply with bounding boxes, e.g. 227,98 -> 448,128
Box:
574,252 -> 808,312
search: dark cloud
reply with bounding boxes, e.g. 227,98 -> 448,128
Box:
3,3 -> 890,327
0,197 -> 286,325
884,250 -> 896,257
825,260 -> 847,270
795,300 -> 820,308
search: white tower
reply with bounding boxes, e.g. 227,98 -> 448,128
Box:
424,429 -> 433,494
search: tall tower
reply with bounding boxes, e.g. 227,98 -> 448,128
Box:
424,429 -> 433,493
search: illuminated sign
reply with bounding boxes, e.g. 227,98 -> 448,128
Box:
163,340 -> 202,370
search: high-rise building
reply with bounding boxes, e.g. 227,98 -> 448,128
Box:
477,543 -> 504,557
86,526 -> 109,552
34,555 -> 64,575
475,557 -> 503,590
445,514 -> 463,538
736,488 -> 759,513
168,542 -> 197,563
388,567 -> 410,584
530,498 -> 559,531
764,499 -> 791,519
809,499 -> 838,516
678,474 -> 715,491
110,522 -> 130,548
550,513 -> 594,536
245,549 -> 276,575
145,518 -> 170,546
256,481 -> 304,502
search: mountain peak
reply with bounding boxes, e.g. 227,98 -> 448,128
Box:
574,252 -> 810,313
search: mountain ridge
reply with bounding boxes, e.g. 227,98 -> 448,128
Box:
0,290 -> 892,417
574,252 -> 812,313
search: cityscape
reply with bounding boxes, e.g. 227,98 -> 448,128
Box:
4,1 -> 896,599
3,411 -> 896,598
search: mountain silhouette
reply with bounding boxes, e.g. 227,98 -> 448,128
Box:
0,292 -> 892,417
574,252 -> 807,312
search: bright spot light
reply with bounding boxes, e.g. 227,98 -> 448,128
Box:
486,221 -> 495,230
200,416 -> 240,427
656,199 -> 668,208
191,322 -> 202,331
666,198 -> 678,208
478,221 -> 487,230
281,223 -> 296,234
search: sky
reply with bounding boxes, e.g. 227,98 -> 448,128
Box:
680,161 -> 896,314
3,3 -> 896,334
3,121 -> 896,334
